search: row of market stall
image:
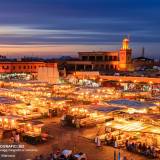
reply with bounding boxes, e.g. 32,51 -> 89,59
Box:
0,80 -> 159,154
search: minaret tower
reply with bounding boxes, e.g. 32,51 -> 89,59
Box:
119,37 -> 132,71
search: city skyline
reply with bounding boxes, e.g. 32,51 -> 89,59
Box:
0,0 -> 160,58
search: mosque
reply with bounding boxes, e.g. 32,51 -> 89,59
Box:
66,38 -> 133,72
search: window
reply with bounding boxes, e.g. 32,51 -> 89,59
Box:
105,56 -> 108,61
89,56 -> 95,61
19,66 -> 21,69
3,66 -> 9,69
28,66 -> 30,69
82,56 -> 88,61
12,66 -> 15,70
23,66 -> 26,69
106,64 -> 109,70
34,66 -> 36,69
110,64 -> 113,69
96,56 -> 103,61
113,56 -> 117,61
109,56 -> 112,61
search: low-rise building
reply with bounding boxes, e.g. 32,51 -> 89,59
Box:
0,60 -> 57,80
66,38 -> 133,72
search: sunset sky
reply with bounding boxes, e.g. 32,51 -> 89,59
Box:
0,0 -> 160,58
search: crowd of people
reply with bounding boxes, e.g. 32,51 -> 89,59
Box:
95,133 -> 159,159
125,140 -> 157,158
10,130 -> 20,143
105,135 -> 118,147
33,149 -> 87,160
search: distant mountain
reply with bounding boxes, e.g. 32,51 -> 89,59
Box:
59,56 -> 74,60
21,56 -> 44,61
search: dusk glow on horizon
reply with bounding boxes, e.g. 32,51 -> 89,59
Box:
0,0 -> 160,58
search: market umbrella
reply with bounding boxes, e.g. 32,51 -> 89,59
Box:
118,151 -> 121,160
114,150 -> 116,160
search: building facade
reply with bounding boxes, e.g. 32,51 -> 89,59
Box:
37,66 -> 59,84
0,61 -> 57,74
66,38 -> 133,72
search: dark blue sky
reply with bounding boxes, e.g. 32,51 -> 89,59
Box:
0,0 -> 160,58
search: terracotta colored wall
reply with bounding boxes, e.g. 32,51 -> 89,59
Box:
100,75 -> 160,83
74,72 -> 160,84
0,62 -> 57,74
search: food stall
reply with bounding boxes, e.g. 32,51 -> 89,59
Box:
107,99 -> 157,114
47,97 -> 71,117
21,120 -> 48,145
61,107 -> 89,127
0,116 -> 19,130
104,119 -> 160,147
61,106 -> 111,128
0,116 -> 19,139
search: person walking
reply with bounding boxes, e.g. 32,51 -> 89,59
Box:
97,136 -> 101,147
114,139 -> 118,148
95,135 -> 101,147
118,151 -> 121,160
15,132 -> 20,143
